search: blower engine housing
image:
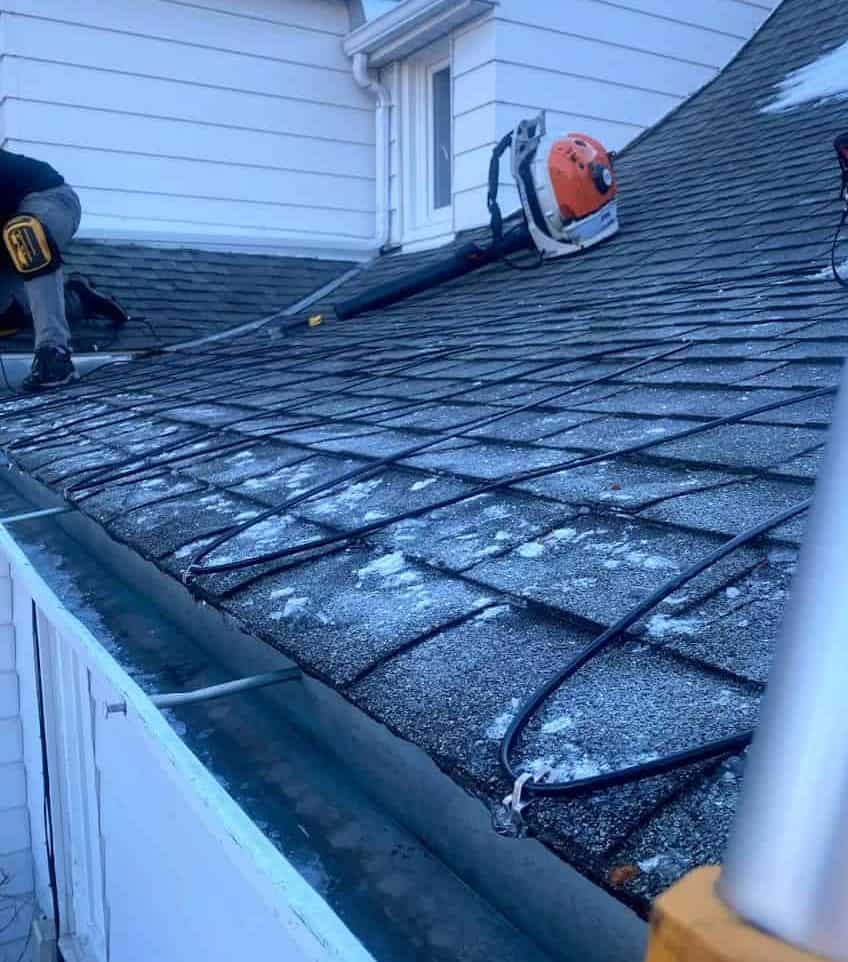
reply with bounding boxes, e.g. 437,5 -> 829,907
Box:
511,112 -> 619,258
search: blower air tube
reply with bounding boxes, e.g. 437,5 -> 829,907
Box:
334,224 -> 532,320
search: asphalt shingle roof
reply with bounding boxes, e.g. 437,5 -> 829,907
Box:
1,0 -> 846,915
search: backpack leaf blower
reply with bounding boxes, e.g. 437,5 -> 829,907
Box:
334,111 -> 619,320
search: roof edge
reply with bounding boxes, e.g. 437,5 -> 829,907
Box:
75,227 -> 374,262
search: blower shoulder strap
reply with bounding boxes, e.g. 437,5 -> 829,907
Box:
487,131 -> 513,247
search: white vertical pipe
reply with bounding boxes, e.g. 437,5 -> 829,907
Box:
719,371 -> 848,960
352,52 -> 391,251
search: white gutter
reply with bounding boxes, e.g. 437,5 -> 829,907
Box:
351,52 -> 392,253
0,352 -> 129,393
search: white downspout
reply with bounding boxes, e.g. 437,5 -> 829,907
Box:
352,52 -> 391,252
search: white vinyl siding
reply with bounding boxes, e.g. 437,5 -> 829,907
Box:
450,0 -> 780,233
452,14 -> 498,234
0,0 -> 376,249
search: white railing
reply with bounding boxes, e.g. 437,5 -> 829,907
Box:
0,525 -> 375,962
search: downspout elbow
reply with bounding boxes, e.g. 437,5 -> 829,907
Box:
352,51 -> 391,108
352,52 -> 391,251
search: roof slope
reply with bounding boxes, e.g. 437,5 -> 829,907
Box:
1,0 -> 847,913
1,243 -> 355,353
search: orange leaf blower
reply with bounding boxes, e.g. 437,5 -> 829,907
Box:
488,111 -> 619,258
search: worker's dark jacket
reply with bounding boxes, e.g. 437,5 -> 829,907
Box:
0,150 -> 64,222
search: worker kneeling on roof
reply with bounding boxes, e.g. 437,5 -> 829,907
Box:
0,148 -> 125,392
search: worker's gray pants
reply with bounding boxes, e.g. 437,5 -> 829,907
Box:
0,184 -> 82,351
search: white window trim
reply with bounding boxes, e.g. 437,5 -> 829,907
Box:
426,58 -> 452,218
398,37 -> 455,249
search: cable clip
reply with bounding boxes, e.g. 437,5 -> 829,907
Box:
492,772 -> 536,838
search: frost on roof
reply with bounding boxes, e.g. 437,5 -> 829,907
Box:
810,260 -> 848,281
763,39 -> 848,112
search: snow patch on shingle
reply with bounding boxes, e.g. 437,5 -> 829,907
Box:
645,613 -> 701,640
763,40 -> 848,111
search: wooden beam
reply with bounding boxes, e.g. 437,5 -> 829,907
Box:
646,868 -> 824,962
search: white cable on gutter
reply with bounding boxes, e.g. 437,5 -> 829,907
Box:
150,667 -> 302,709
0,506 -> 72,525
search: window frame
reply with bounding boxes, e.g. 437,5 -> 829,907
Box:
427,59 -> 452,215
398,38 -> 454,247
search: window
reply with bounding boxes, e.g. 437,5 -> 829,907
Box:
431,66 -> 452,210
398,39 -> 454,247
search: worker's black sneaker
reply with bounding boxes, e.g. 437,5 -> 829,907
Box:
21,346 -> 77,393
65,275 -> 129,327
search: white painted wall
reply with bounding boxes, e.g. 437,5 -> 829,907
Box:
0,558 -> 35,962
447,0 -> 781,233
0,0 -> 377,253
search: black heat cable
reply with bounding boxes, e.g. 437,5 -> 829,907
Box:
0,313 -> 437,433
186,383 -> 834,578
155,342 -> 685,564
60,332 -> 674,499
180,342 -> 693,576
56,253 -> 840,444
56,342 -> 556,494
9,335 -> 500,467
0,249 -> 833,430
1,237 -> 842,814
0,260 -> 828,470
498,498 -> 810,799
3,336 -> 461,452
0,282 -> 598,421
4,307 -> 602,453
5,337 -> 555,487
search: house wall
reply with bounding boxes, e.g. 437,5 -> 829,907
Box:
0,562 -> 35,962
450,0 -> 781,233
0,0 -> 377,253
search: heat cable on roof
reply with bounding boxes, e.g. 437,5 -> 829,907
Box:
182,383 -> 832,579
175,343 -> 690,573
45,331 -> 666,498
499,497 -> 809,800
0,251 -> 840,807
